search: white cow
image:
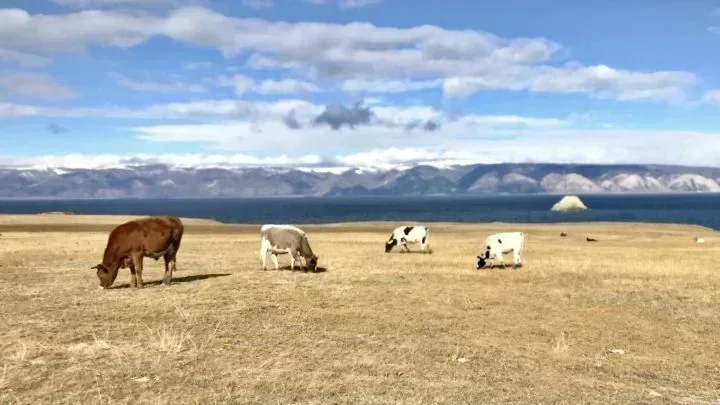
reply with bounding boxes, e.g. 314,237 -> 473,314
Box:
385,225 -> 431,253
260,224 -> 319,271
476,232 -> 525,269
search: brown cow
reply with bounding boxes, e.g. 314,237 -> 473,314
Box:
91,216 -> 184,289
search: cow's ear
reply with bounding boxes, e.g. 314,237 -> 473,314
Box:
91,264 -> 106,272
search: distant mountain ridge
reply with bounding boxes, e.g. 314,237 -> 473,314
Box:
2,163 -> 720,198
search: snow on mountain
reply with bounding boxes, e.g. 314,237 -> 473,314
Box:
1,163 -> 720,198
666,174 -> 720,192
540,173 -> 603,193
467,172 -> 501,192
600,174 -> 669,192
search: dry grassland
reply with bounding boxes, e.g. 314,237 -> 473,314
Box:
0,215 -> 719,404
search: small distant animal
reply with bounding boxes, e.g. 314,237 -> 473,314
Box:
91,216 -> 184,289
560,232 -> 567,237
477,232 -> 525,269
385,225 -> 431,253
694,237 -> 706,244
260,224 -> 319,272
586,237 -> 598,242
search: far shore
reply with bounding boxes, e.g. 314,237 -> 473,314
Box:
0,191 -> 718,202
0,213 -> 714,234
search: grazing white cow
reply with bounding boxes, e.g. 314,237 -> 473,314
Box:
476,232 -> 525,269
385,225 -> 431,253
260,224 -> 319,272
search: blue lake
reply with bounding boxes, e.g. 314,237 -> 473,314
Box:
1,193 -> 719,229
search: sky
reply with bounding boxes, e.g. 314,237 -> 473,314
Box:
2,0 -> 720,170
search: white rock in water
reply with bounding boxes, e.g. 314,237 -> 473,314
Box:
551,195 -> 588,212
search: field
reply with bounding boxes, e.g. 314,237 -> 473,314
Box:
1,214 -> 719,404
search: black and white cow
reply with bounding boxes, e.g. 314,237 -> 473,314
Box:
260,224 -> 319,272
476,232 -> 525,269
385,225 -> 431,253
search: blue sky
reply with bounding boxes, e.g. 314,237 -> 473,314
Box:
2,0 -> 720,169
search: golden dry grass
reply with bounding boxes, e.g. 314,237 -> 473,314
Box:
1,215 -> 719,404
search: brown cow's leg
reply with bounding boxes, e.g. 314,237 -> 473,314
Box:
129,262 -> 137,289
162,254 -> 175,286
132,253 -> 144,289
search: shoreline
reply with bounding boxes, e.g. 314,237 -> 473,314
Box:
0,213 -> 714,233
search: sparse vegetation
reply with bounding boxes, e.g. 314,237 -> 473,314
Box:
1,216 -> 719,403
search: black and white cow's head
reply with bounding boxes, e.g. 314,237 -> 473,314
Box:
476,246 -> 491,269
385,237 -> 398,253
306,254 -> 319,272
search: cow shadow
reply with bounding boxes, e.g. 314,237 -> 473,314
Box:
271,266 -> 328,273
109,273 -> 231,289
478,264 -> 524,270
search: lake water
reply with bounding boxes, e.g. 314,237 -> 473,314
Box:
1,193 -> 720,230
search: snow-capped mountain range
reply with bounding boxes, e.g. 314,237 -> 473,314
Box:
2,163 -> 720,198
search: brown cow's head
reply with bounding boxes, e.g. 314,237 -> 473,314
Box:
306,255 -> 319,272
91,263 -> 119,289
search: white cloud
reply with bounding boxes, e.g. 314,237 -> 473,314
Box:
52,0 -> 200,7
106,104 -> 720,167
443,64 -> 695,101
215,74 -> 320,95
0,99 -> 324,119
183,61 -> 213,70
303,0 -> 382,8
337,0 -> 382,8
0,98 -> 574,133
337,148 -> 477,169
109,72 -> 207,93
341,79 -> 442,93
0,73 -> 76,99
0,153 -> 323,170
0,8 -> 162,53
702,89 -> 720,104
126,114 -> 571,153
5,125 -> 720,171
0,103 -> 49,117
0,7 -> 696,101
242,0 -> 276,8
0,98 -> 717,169
256,79 -> 320,94
0,47 -> 52,67
456,114 -> 569,128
